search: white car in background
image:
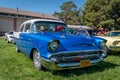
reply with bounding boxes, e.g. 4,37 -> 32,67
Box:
5,31 -> 13,43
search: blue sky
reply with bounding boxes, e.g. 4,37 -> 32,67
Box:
0,0 -> 86,15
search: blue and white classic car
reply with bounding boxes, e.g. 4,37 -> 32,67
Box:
13,19 -> 107,70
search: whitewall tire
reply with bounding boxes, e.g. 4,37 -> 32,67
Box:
33,50 -> 43,70
16,46 -> 20,52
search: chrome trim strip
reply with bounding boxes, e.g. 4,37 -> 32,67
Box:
49,50 -> 102,57
54,50 -> 102,54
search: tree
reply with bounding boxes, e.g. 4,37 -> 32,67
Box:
53,0 -> 120,30
83,0 -> 120,30
83,0 -> 110,27
107,0 -> 120,29
53,1 -> 82,25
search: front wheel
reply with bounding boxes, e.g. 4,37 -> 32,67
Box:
33,50 -> 43,70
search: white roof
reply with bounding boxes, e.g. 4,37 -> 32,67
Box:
23,19 -> 65,24
67,25 -> 92,29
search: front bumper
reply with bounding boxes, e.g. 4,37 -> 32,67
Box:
7,36 -> 13,42
110,46 -> 120,51
8,38 -> 13,42
41,50 -> 104,70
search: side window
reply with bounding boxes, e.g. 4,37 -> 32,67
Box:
24,23 -> 31,32
31,24 -> 37,32
19,24 -> 24,32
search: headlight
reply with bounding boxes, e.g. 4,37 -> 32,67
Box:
113,41 -> 120,45
100,41 -> 106,49
48,40 -> 59,51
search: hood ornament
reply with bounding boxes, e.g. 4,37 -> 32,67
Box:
61,34 -> 66,38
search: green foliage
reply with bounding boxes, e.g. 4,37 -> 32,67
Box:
0,38 -> 120,80
53,0 -> 120,30
83,0 -> 110,27
60,1 -> 77,11
53,1 -> 81,25
107,0 -> 120,29
98,20 -> 115,29
83,0 -> 120,29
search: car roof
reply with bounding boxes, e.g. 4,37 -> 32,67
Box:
23,19 -> 65,24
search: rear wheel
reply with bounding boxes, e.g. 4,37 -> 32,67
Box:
6,39 -> 9,43
33,49 -> 43,70
16,46 -> 20,52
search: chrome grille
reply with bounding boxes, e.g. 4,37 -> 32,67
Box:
50,51 -> 103,63
72,43 -> 94,47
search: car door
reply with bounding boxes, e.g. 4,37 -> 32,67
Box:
16,24 -> 25,52
20,22 -> 33,56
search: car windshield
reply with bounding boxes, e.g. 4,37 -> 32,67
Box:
33,21 -> 67,33
110,32 -> 120,36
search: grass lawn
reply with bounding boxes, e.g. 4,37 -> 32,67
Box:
0,38 -> 120,80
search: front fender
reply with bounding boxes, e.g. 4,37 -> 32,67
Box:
91,36 -> 107,48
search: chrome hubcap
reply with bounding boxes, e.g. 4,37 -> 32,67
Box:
33,50 -> 41,69
16,46 -> 18,52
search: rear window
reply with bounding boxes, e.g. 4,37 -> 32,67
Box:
9,32 -> 13,35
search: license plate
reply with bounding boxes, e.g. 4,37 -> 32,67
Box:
80,60 -> 90,67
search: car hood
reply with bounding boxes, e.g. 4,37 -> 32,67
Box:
43,32 -> 92,41
98,36 -> 120,46
38,32 -> 99,51
98,36 -> 120,41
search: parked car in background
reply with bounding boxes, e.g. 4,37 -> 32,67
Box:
13,19 -> 107,70
98,30 -> 120,53
5,31 -> 13,43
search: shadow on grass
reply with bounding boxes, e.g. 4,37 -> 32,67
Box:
109,52 -> 120,57
52,61 -> 119,77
